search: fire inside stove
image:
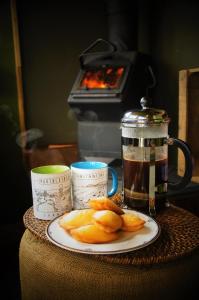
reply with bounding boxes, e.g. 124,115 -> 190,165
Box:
80,66 -> 124,89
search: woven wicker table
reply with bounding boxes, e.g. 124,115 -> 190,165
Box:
20,205 -> 199,300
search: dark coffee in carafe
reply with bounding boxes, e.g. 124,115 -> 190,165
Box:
122,137 -> 168,211
123,158 -> 168,209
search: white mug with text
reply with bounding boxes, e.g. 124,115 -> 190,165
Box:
31,165 -> 71,220
71,161 -> 118,209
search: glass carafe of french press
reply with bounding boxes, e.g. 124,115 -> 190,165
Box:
121,97 -> 193,216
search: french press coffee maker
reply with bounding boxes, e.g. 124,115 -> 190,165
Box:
121,97 -> 193,216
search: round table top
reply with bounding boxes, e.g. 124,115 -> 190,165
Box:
23,205 -> 199,266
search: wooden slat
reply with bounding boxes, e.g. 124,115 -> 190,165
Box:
178,69 -> 189,176
10,0 -> 26,135
178,68 -> 199,183
188,67 -> 199,74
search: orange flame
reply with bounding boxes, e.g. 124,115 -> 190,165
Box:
80,67 -> 124,89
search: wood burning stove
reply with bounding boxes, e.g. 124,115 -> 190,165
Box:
68,38 -> 155,163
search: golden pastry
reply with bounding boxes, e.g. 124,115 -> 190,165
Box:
93,210 -> 122,233
70,224 -> 119,244
88,197 -> 124,215
121,213 -> 145,232
109,192 -> 123,206
59,209 -> 96,230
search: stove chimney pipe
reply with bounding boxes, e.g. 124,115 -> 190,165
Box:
104,0 -> 138,51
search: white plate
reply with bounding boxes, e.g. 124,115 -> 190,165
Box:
46,209 -> 161,255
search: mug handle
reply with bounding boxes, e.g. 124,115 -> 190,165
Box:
167,138 -> 193,190
107,167 -> 118,197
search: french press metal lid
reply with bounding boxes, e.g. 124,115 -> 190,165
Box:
121,97 -> 170,126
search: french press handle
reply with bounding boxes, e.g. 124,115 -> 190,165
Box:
167,138 -> 193,190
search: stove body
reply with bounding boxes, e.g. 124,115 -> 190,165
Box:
68,40 -> 153,162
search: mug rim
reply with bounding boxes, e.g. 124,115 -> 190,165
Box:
31,165 -> 69,174
71,161 -> 107,170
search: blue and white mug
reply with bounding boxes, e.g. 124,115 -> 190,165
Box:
70,161 -> 118,209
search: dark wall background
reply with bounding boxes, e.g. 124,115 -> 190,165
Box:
0,1 -> 31,222
17,0 -> 108,146
138,0 -> 199,138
